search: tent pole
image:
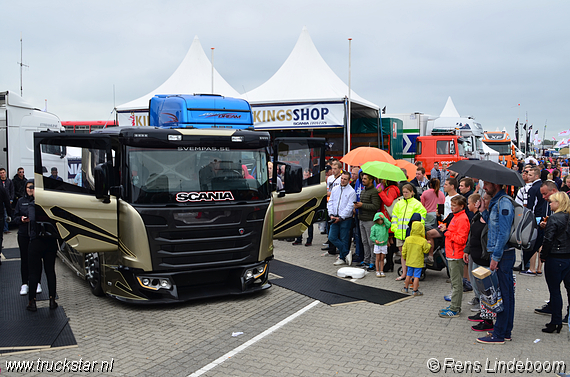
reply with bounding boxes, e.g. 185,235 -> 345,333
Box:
211,48 -> 215,94
347,38 -> 352,156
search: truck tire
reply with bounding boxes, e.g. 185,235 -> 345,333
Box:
85,253 -> 105,296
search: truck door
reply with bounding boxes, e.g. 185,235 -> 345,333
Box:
34,133 -> 118,253
272,138 -> 327,239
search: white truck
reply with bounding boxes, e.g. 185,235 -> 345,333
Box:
0,90 -> 67,179
387,97 -> 485,162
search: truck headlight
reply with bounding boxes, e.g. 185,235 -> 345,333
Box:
137,276 -> 172,291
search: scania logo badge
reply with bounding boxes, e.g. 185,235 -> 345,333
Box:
239,228 -> 245,235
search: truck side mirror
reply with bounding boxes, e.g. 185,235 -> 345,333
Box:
283,164 -> 303,194
94,162 -> 111,203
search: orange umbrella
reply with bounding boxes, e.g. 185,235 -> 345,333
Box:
394,160 -> 416,181
340,147 -> 395,166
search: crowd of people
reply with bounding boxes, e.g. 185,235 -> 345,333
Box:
0,167 -> 60,312
293,156 -> 570,344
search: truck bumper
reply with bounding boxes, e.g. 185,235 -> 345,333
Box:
108,260 -> 271,304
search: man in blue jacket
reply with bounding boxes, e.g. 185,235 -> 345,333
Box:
477,181 -> 515,344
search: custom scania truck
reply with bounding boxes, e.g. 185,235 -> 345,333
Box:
34,94 -> 326,303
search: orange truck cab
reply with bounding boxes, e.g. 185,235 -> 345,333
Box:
415,135 -> 467,176
483,130 -> 517,168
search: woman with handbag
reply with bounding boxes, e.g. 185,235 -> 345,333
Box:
24,180 -> 59,312
540,191 -> 570,333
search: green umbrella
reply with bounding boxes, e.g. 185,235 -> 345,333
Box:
361,161 -> 407,182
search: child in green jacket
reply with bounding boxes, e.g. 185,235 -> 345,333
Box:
370,212 -> 391,277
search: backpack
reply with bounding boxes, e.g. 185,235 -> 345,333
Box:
499,195 -> 538,251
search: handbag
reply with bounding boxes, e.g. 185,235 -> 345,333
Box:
384,187 -> 402,218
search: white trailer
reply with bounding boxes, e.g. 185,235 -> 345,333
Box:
0,90 -> 67,179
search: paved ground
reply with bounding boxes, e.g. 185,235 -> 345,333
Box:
1,229 -> 569,376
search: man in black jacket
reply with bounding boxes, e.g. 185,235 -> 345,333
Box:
522,166 -> 545,275
12,167 -> 28,205
0,184 -> 13,259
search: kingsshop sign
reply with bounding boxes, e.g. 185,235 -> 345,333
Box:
117,111 -> 149,127
252,103 -> 344,130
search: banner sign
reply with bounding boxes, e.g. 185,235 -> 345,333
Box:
117,111 -> 150,127
251,102 -> 345,130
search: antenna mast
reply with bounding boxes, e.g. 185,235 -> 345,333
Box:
18,33 -> 29,97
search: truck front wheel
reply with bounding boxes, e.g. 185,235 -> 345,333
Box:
85,253 -> 105,296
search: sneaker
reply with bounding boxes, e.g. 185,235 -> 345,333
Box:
401,287 -> 409,294
36,283 -> 42,294
519,269 -> 536,276
470,306 -> 482,312
468,312 -> 484,322
444,292 -> 452,302
367,263 -> 375,271
438,309 -> 460,318
476,335 -> 504,344
333,258 -> 346,266
426,255 -> 434,265
534,303 -> 553,315
379,272 -> 385,278
376,271 -> 381,277
471,320 -> 493,332
486,332 -> 512,341
20,284 -> 29,295
346,253 -> 352,266
292,241 -> 302,245
439,305 -> 451,313
320,252 -> 334,257
463,278 -> 473,292
562,312 -> 568,326
467,297 -> 480,306
304,242 -> 312,247
412,290 -> 423,296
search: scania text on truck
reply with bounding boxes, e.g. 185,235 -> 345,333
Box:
34,94 -> 327,303
1,90 -> 67,179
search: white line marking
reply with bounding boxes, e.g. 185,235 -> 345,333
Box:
188,300 -> 319,377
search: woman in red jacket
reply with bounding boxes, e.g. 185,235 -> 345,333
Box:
438,195 -> 471,318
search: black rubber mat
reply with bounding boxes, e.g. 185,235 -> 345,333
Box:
0,257 -> 58,302
270,260 -> 409,306
1,247 -> 21,259
0,261 -> 76,353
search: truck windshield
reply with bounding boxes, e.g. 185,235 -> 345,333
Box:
126,147 -> 269,204
485,142 -> 511,155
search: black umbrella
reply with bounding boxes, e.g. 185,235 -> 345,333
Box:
449,160 -> 525,187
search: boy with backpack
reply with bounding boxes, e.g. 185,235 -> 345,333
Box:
401,221 -> 430,296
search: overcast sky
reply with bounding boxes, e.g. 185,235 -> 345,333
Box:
2,1 -> 569,140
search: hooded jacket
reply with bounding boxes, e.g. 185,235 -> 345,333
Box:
370,212 -> 391,246
390,196 -> 427,240
402,222 -> 430,268
444,209 -> 470,259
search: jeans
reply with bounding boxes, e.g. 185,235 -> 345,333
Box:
352,214 -> 364,261
18,234 -> 31,285
295,224 -> 313,244
359,220 -> 375,265
494,248 -> 516,339
544,257 -> 570,325
3,208 -> 8,232
328,218 -> 353,261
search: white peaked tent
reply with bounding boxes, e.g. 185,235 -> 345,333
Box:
242,27 -> 379,135
115,36 -> 240,126
439,97 -> 461,118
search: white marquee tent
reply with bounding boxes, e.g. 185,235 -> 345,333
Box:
115,36 -> 240,126
242,27 -> 379,138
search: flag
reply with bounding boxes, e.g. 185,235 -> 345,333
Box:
382,106 -> 386,114
522,123 -> 527,131
558,129 -> 570,137
514,121 -> 519,147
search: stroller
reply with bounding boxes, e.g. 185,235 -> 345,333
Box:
396,213 -> 450,281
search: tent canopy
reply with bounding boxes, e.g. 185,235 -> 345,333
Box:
116,36 -> 240,112
242,27 -> 379,116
